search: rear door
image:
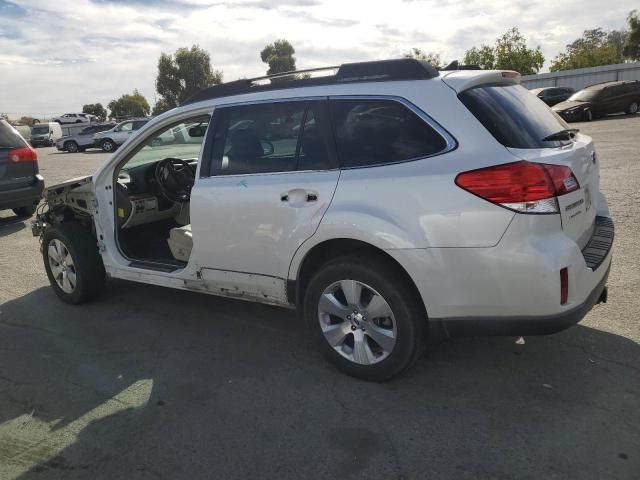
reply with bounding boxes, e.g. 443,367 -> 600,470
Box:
0,121 -> 35,192
191,99 -> 339,302
458,83 -> 599,248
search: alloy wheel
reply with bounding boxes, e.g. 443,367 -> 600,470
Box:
318,279 -> 397,365
47,239 -> 77,294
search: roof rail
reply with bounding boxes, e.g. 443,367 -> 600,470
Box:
441,60 -> 482,71
182,58 -> 439,106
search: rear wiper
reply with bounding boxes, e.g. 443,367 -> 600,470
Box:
542,128 -> 579,142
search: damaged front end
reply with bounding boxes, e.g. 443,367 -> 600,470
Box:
32,175 -> 97,241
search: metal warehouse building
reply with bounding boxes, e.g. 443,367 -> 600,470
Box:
521,62 -> 640,90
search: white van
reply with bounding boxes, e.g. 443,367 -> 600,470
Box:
30,122 -> 63,147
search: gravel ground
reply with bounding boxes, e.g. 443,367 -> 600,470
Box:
0,116 -> 638,480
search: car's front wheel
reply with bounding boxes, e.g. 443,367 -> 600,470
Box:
627,101 -> 639,115
100,139 -> 116,152
303,255 -> 425,381
43,223 -> 106,304
583,109 -> 593,121
65,141 -> 79,153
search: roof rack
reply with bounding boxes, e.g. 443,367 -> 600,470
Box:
181,58 -> 440,106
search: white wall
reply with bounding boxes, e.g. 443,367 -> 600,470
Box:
521,63 -> 640,90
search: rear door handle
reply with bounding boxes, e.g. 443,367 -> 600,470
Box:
281,189 -> 318,207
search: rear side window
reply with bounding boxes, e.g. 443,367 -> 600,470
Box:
0,121 -> 28,149
132,121 -> 147,130
330,99 -> 447,168
459,85 -> 569,149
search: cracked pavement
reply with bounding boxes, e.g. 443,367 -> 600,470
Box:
1,116 -> 639,479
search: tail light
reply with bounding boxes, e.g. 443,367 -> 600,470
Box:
455,161 -> 580,214
560,267 -> 569,304
8,146 -> 38,163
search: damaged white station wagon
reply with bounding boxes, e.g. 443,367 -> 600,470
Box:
33,59 -> 613,380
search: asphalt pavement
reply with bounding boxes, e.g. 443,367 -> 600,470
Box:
0,116 -> 639,479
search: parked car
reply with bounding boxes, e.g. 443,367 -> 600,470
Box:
30,122 -> 63,147
0,120 -> 44,217
553,80 -> 640,121
530,86 -> 575,106
33,59 -> 613,380
52,113 -> 96,125
93,118 -> 149,152
56,123 -> 116,153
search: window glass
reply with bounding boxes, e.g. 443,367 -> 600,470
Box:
211,102 -> 305,175
329,99 -> 447,168
133,120 -> 147,130
122,115 -> 210,169
118,122 -> 133,132
298,108 -> 330,171
459,84 -> 570,149
0,121 -> 28,149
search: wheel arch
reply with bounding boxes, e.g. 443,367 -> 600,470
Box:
288,238 -> 427,317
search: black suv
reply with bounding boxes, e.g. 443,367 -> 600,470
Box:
553,80 -> 640,122
0,120 -> 44,217
530,86 -> 574,106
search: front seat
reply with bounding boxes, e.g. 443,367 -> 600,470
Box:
226,128 -> 263,173
168,224 -> 192,262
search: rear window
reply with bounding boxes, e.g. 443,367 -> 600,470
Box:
0,121 -> 28,149
459,84 -> 570,149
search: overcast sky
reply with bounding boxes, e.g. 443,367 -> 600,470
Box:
0,0 -> 636,117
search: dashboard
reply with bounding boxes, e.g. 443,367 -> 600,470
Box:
115,158 -> 196,228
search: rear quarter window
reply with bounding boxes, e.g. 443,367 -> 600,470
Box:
459,84 -> 570,149
0,121 -> 28,149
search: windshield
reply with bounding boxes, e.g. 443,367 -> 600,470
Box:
122,116 -> 210,170
31,126 -> 48,134
459,84 -> 570,149
568,90 -> 600,102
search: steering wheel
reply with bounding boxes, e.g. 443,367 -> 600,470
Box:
154,158 -> 196,203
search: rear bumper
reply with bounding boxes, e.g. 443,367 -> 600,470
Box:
0,175 -> 45,210
434,263 -> 610,337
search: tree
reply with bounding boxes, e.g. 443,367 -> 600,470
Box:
107,90 -> 150,119
260,39 -> 296,75
19,116 -> 39,126
623,10 -> 640,60
404,48 -> 444,68
463,27 -> 544,74
155,45 -> 223,114
550,28 -> 625,71
82,103 -> 107,122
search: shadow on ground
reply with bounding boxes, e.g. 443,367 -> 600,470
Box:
0,215 -> 27,238
0,282 -> 638,479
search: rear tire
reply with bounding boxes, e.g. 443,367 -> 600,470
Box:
43,222 -> 106,304
65,141 -> 79,153
627,101 -> 639,115
303,255 -> 425,381
13,205 -> 37,217
101,139 -> 116,152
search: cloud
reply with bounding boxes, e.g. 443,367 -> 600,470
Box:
0,0 -> 636,117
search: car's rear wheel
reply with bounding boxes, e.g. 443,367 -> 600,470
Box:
65,141 -> 79,153
43,223 -> 106,304
303,255 -> 425,381
627,101 -> 639,115
101,139 -> 116,152
13,205 -> 37,217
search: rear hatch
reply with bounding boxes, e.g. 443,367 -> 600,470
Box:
0,120 -> 38,192
454,78 -> 598,248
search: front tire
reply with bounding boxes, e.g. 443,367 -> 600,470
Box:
627,101 -> 639,115
101,139 -> 116,152
303,255 -> 425,381
43,223 -> 106,304
65,141 -> 79,153
583,109 -> 593,121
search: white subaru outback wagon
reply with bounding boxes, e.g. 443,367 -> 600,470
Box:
33,59 -> 613,380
